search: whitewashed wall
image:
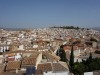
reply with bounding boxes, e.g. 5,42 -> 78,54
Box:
44,71 -> 69,75
84,72 -> 93,75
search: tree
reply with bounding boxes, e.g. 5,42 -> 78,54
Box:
73,62 -> 85,75
89,52 -> 92,62
73,57 -> 100,74
95,50 -> 100,54
56,45 -> 67,62
69,45 -> 74,68
90,37 -> 98,42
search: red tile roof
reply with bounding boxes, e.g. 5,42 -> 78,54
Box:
6,61 -> 21,71
22,57 -> 36,65
37,63 -> 52,72
6,57 -> 15,61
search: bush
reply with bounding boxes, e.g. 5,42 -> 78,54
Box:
73,57 -> 100,74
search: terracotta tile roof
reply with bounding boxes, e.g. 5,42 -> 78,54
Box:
6,61 -> 21,71
42,51 -> 60,61
63,46 -> 71,50
0,65 -> 5,73
30,52 -> 39,57
37,63 -> 52,72
3,50 -> 40,54
63,45 -> 78,51
22,57 -> 36,65
0,72 -> 23,75
37,62 -> 69,73
36,70 -> 43,75
54,38 -> 63,41
47,52 -> 60,61
6,58 -> 15,61
7,54 -> 15,57
77,43 -> 84,47
3,50 -> 24,54
36,40 -> 49,44
52,62 -> 68,72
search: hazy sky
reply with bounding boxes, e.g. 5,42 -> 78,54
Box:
0,0 -> 100,28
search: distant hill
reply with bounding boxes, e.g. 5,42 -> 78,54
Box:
92,27 -> 100,31
50,26 -> 80,29
0,27 -> 29,31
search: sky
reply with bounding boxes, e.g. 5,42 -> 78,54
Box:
0,0 -> 100,28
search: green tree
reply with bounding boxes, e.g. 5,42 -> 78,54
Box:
56,45 -> 67,62
69,45 -> 74,68
73,57 -> 100,74
89,52 -> 92,62
73,62 -> 85,75
90,37 -> 98,42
